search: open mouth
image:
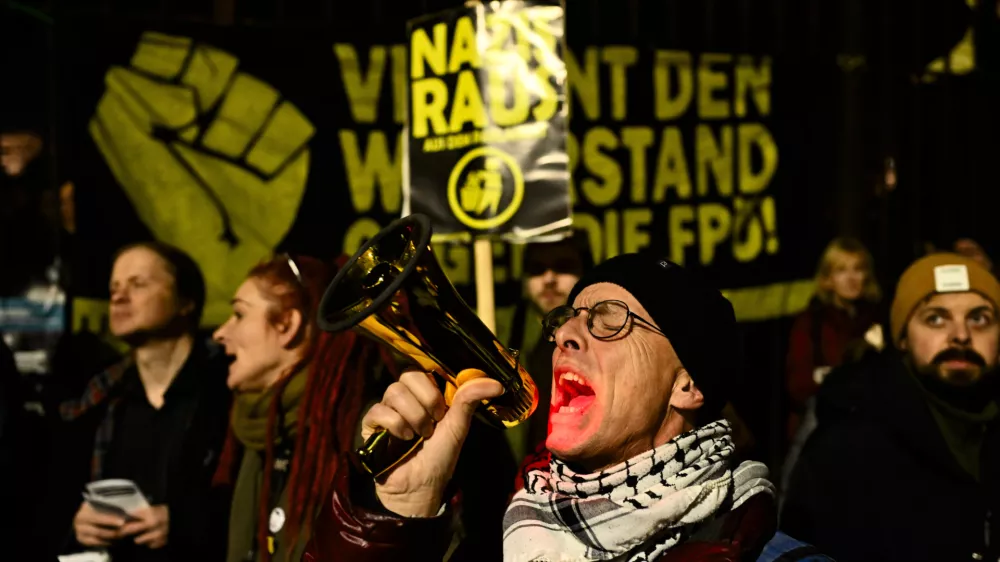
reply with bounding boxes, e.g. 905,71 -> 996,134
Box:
553,368 -> 596,415
222,352 -> 237,366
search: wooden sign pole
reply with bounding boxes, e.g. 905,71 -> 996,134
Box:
473,238 -> 496,334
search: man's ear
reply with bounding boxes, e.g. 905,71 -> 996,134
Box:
276,308 -> 303,348
669,370 -> 705,412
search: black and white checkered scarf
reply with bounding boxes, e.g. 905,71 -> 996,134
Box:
502,420 -> 774,562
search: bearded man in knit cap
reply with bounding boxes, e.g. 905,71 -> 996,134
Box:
316,254 -> 829,561
781,253 -> 1000,562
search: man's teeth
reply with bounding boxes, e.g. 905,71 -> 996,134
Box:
561,373 -> 586,385
558,405 -> 579,414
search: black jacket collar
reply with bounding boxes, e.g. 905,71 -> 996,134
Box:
834,351 -> 983,485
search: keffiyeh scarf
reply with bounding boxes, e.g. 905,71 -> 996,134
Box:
502,420 -> 774,562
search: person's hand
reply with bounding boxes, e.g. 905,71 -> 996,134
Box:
0,132 -> 43,176
812,366 -> 834,385
89,30 -> 316,325
73,501 -> 125,547
119,505 -> 170,549
361,369 -> 504,518
863,323 -> 885,351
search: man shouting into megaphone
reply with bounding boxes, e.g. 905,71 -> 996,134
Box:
304,254 -> 831,562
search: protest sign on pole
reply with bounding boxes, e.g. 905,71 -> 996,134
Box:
403,1 -> 570,330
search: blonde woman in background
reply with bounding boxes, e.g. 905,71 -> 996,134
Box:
780,238 -> 883,503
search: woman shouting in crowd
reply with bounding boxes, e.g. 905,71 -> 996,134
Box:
212,254 -> 388,562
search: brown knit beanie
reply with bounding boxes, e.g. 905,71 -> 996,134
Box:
890,253 -> 1000,347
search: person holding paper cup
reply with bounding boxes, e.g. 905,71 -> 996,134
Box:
60,242 -> 232,561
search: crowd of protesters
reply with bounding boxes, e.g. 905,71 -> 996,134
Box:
2,130 -> 999,562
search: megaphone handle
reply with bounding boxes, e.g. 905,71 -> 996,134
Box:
356,429 -> 424,479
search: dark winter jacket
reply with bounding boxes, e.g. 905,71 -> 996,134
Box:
781,351 -> 1000,561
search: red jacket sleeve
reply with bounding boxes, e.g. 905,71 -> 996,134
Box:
786,312 -> 820,412
303,465 -> 455,562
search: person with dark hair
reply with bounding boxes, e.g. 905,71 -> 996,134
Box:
0,129 -> 54,299
111,242 -> 208,333
1,126 -> 125,560
59,241 -> 232,562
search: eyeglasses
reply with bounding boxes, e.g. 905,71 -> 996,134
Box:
542,299 -> 667,342
282,253 -> 303,285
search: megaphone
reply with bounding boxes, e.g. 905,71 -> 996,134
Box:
317,214 -> 538,478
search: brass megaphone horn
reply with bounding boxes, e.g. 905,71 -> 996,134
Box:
317,214 -> 538,478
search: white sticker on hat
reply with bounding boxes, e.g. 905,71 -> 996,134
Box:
934,265 -> 971,293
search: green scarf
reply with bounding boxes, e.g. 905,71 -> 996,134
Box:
906,363 -> 999,481
920,386 -> 998,482
231,370 -> 308,450
227,370 -> 309,562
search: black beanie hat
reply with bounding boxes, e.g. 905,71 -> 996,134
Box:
566,253 -> 738,419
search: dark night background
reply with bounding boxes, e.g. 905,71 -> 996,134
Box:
2,1 -> 999,558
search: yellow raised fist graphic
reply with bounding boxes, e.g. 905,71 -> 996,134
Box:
90,31 -> 314,325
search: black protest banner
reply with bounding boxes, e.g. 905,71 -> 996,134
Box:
563,4 -> 824,320
405,1 -> 571,241
567,51 -> 782,267
59,2 -> 828,334
54,8 -> 528,331
58,23 -> 398,327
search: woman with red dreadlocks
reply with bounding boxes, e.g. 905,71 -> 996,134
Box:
212,254 -> 390,562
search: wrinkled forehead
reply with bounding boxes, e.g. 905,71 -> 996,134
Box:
572,282 -> 655,320
916,291 -> 997,315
